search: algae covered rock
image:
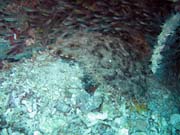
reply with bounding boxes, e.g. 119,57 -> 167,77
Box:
170,113 -> 180,130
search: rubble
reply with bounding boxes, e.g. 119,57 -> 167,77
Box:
0,32 -> 179,135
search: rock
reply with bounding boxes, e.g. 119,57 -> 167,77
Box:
55,101 -> 71,113
0,115 -> 8,129
131,132 -> 147,135
75,91 -> 103,112
117,128 -> 129,135
38,116 -> 66,134
170,114 -> 180,130
128,118 -> 148,133
114,117 -> 127,128
33,130 -> 42,135
1,128 -> 8,135
135,119 -> 148,132
12,131 -> 25,135
85,112 -> 108,127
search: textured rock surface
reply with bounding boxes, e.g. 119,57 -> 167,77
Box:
170,114 -> 180,130
49,32 -> 150,97
0,32 -> 179,135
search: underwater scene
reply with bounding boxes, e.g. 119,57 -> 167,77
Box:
0,0 -> 180,135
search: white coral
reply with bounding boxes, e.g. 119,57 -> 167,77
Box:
151,13 -> 180,74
